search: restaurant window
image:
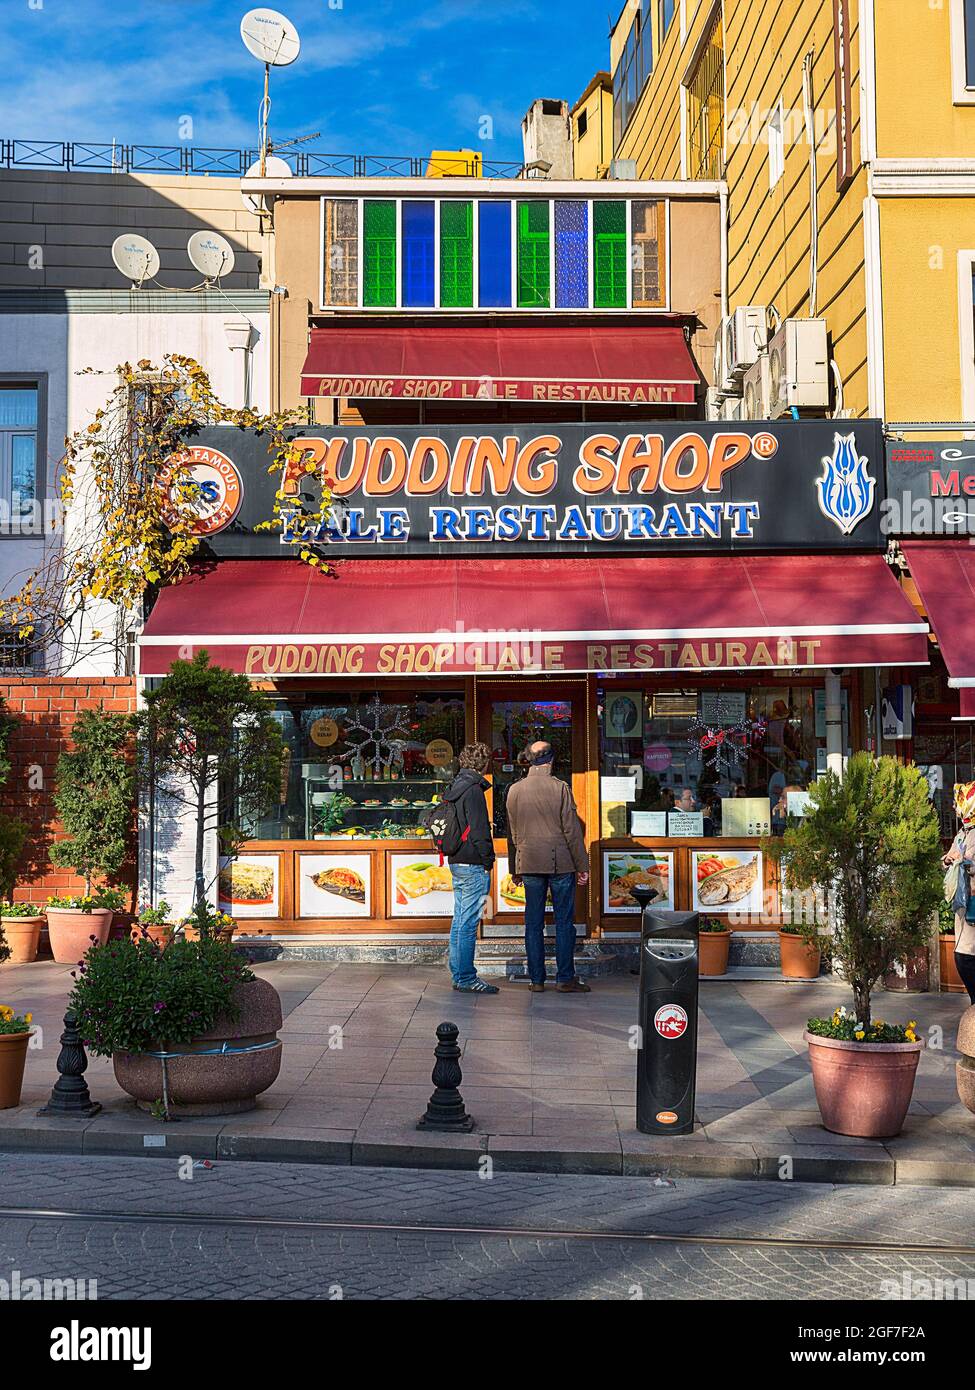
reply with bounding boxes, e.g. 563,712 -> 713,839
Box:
554,200 -> 589,309
0,384 -> 38,526
686,12 -> 725,180
593,200 -> 627,309
440,200 -> 474,308
478,200 -> 513,307
631,199 -> 665,308
516,199 -> 551,308
401,200 -> 436,308
322,199 -> 359,307
597,685 -> 827,837
362,199 -> 397,307
242,689 -> 467,842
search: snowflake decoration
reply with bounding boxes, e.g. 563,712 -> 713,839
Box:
688,717 -> 767,777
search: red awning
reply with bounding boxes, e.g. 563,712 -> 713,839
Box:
902,540 -> 975,719
299,323 -> 701,405
139,555 -> 929,678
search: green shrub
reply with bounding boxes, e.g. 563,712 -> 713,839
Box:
50,708 -> 134,896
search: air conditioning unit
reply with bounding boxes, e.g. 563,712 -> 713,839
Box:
724,305 -> 768,385
721,396 -> 743,422
705,386 -> 726,420
767,318 -> 829,417
742,354 -> 771,420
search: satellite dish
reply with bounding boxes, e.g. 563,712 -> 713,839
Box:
111,233 -> 160,286
242,156 -> 293,214
187,231 -> 236,281
240,8 -> 301,65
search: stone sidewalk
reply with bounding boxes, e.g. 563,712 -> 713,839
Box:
1,959 -> 973,1185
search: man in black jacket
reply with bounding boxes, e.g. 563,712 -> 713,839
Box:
444,742 -> 499,994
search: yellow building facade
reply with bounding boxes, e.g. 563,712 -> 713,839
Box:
570,72 -> 614,179
606,0 -> 975,424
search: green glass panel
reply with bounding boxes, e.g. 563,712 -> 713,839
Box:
363,200 -> 397,307
593,200 -> 627,309
440,200 -> 474,308
517,200 -> 550,308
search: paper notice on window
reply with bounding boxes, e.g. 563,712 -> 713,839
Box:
667,812 -> 704,837
631,811 -> 668,836
601,776 -> 637,804
786,790 -> 815,817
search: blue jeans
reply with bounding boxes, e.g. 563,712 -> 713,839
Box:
523,873 -> 577,984
448,863 -> 490,987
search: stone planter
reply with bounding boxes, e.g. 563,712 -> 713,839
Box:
45,908 -> 113,964
1,916 -> 44,965
699,930 -> 732,977
940,935 -> 966,994
955,1005 -> 975,1115
805,1030 -> 923,1139
113,978 -> 282,1116
778,931 -> 821,980
0,1031 -> 33,1108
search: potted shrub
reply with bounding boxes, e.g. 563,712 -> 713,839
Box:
70,933 -> 282,1117
770,754 -> 941,1139
938,897 -> 965,993
778,894 -> 824,980
699,917 -> 732,976
47,708 -> 134,963
0,902 -> 46,965
179,900 -> 237,945
132,900 -> 175,948
0,1004 -> 34,1108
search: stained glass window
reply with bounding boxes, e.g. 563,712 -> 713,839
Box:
593,200 -> 627,309
517,200 -> 551,308
631,199 -> 665,308
322,199 -> 359,307
401,201 -> 436,307
554,201 -> 589,309
440,201 -> 474,308
478,201 -> 512,308
362,200 -> 397,307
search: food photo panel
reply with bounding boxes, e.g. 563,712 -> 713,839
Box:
390,852 -> 455,918
217,855 -> 280,919
603,850 -> 674,915
692,849 -> 765,917
298,853 -> 372,919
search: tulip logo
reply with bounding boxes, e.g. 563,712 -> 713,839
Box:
816,432 -> 876,535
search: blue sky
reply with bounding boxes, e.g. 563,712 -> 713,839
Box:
1,1 -> 613,163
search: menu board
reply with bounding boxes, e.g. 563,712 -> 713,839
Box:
700,691 -> 747,724
217,855 -> 280,919
298,853 -> 371,919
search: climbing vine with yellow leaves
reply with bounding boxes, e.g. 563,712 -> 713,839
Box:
0,355 -> 333,676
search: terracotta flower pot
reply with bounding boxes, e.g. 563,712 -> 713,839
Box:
805,1030 -> 923,1139
1,916 -> 44,965
699,930 -> 731,977
940,935 -> 966,993
181,924 -> 236,945
131,924 -> 175,948
113,978 -> 283,1117
883,944 -> 930,994
779,931 -> 821,980
45,908 -> 113,964
0,1031 -> 33,1108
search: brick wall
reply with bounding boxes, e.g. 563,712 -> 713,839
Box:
0,678 -> 138,906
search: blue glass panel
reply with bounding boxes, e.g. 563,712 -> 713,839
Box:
555,201 -> 589,308
478,201 -> 512,308
401,201 -> 436,307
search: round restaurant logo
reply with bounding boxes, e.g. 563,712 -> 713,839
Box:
653,1004 -> 688,1039
159,445 -> 242,536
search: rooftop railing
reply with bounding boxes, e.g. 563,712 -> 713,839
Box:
1,140 -> 525,180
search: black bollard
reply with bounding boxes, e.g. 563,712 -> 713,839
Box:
417,1022 -> 474,1132
37,1011 -> 102,1118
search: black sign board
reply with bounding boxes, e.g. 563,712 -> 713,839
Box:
173,420 -> 887,557
885,439 -> 975,536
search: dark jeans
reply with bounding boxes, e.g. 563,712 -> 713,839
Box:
956,951 -> 975,1005
523,872 -> 577,984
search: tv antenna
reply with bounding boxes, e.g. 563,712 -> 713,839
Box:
111,233 -> 160,287
240,8 -> 301,178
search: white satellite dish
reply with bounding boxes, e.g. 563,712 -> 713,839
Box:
111,233 -> 160,286
242,156 -> 293,214
187,230 -> 236,281
240,8 -> 301,66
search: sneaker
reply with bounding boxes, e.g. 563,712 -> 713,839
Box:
556,978 -> 591,993
453,979 -> 499,994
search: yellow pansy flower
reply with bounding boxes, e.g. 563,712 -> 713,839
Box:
855,1030 -> 865,1040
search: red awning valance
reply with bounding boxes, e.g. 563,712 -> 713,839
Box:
139,555 -> 929,678
299,323 -> 701,405
902,541 -> 975,719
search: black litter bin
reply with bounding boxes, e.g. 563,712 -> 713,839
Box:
631,886 -> 699,1136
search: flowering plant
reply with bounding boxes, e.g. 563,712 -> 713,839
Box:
808,1006 -> 919,1045
136,901 -> 172,927
0,1005 -> 33,1035
179,900 -> 236,939
47,888 -> 126,911
699,917 -> 729,933
68,933 -> 254,1058
0,902 -> 45,918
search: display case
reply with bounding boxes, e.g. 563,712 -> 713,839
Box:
305,769 -> 449,842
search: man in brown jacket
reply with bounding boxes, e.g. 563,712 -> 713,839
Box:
506,741 -> 591,993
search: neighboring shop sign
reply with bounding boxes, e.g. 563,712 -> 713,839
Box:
158,444 -> 243,537
181,422 -> 886,556
885,440 -> 975,535
881,684 -> 914,740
